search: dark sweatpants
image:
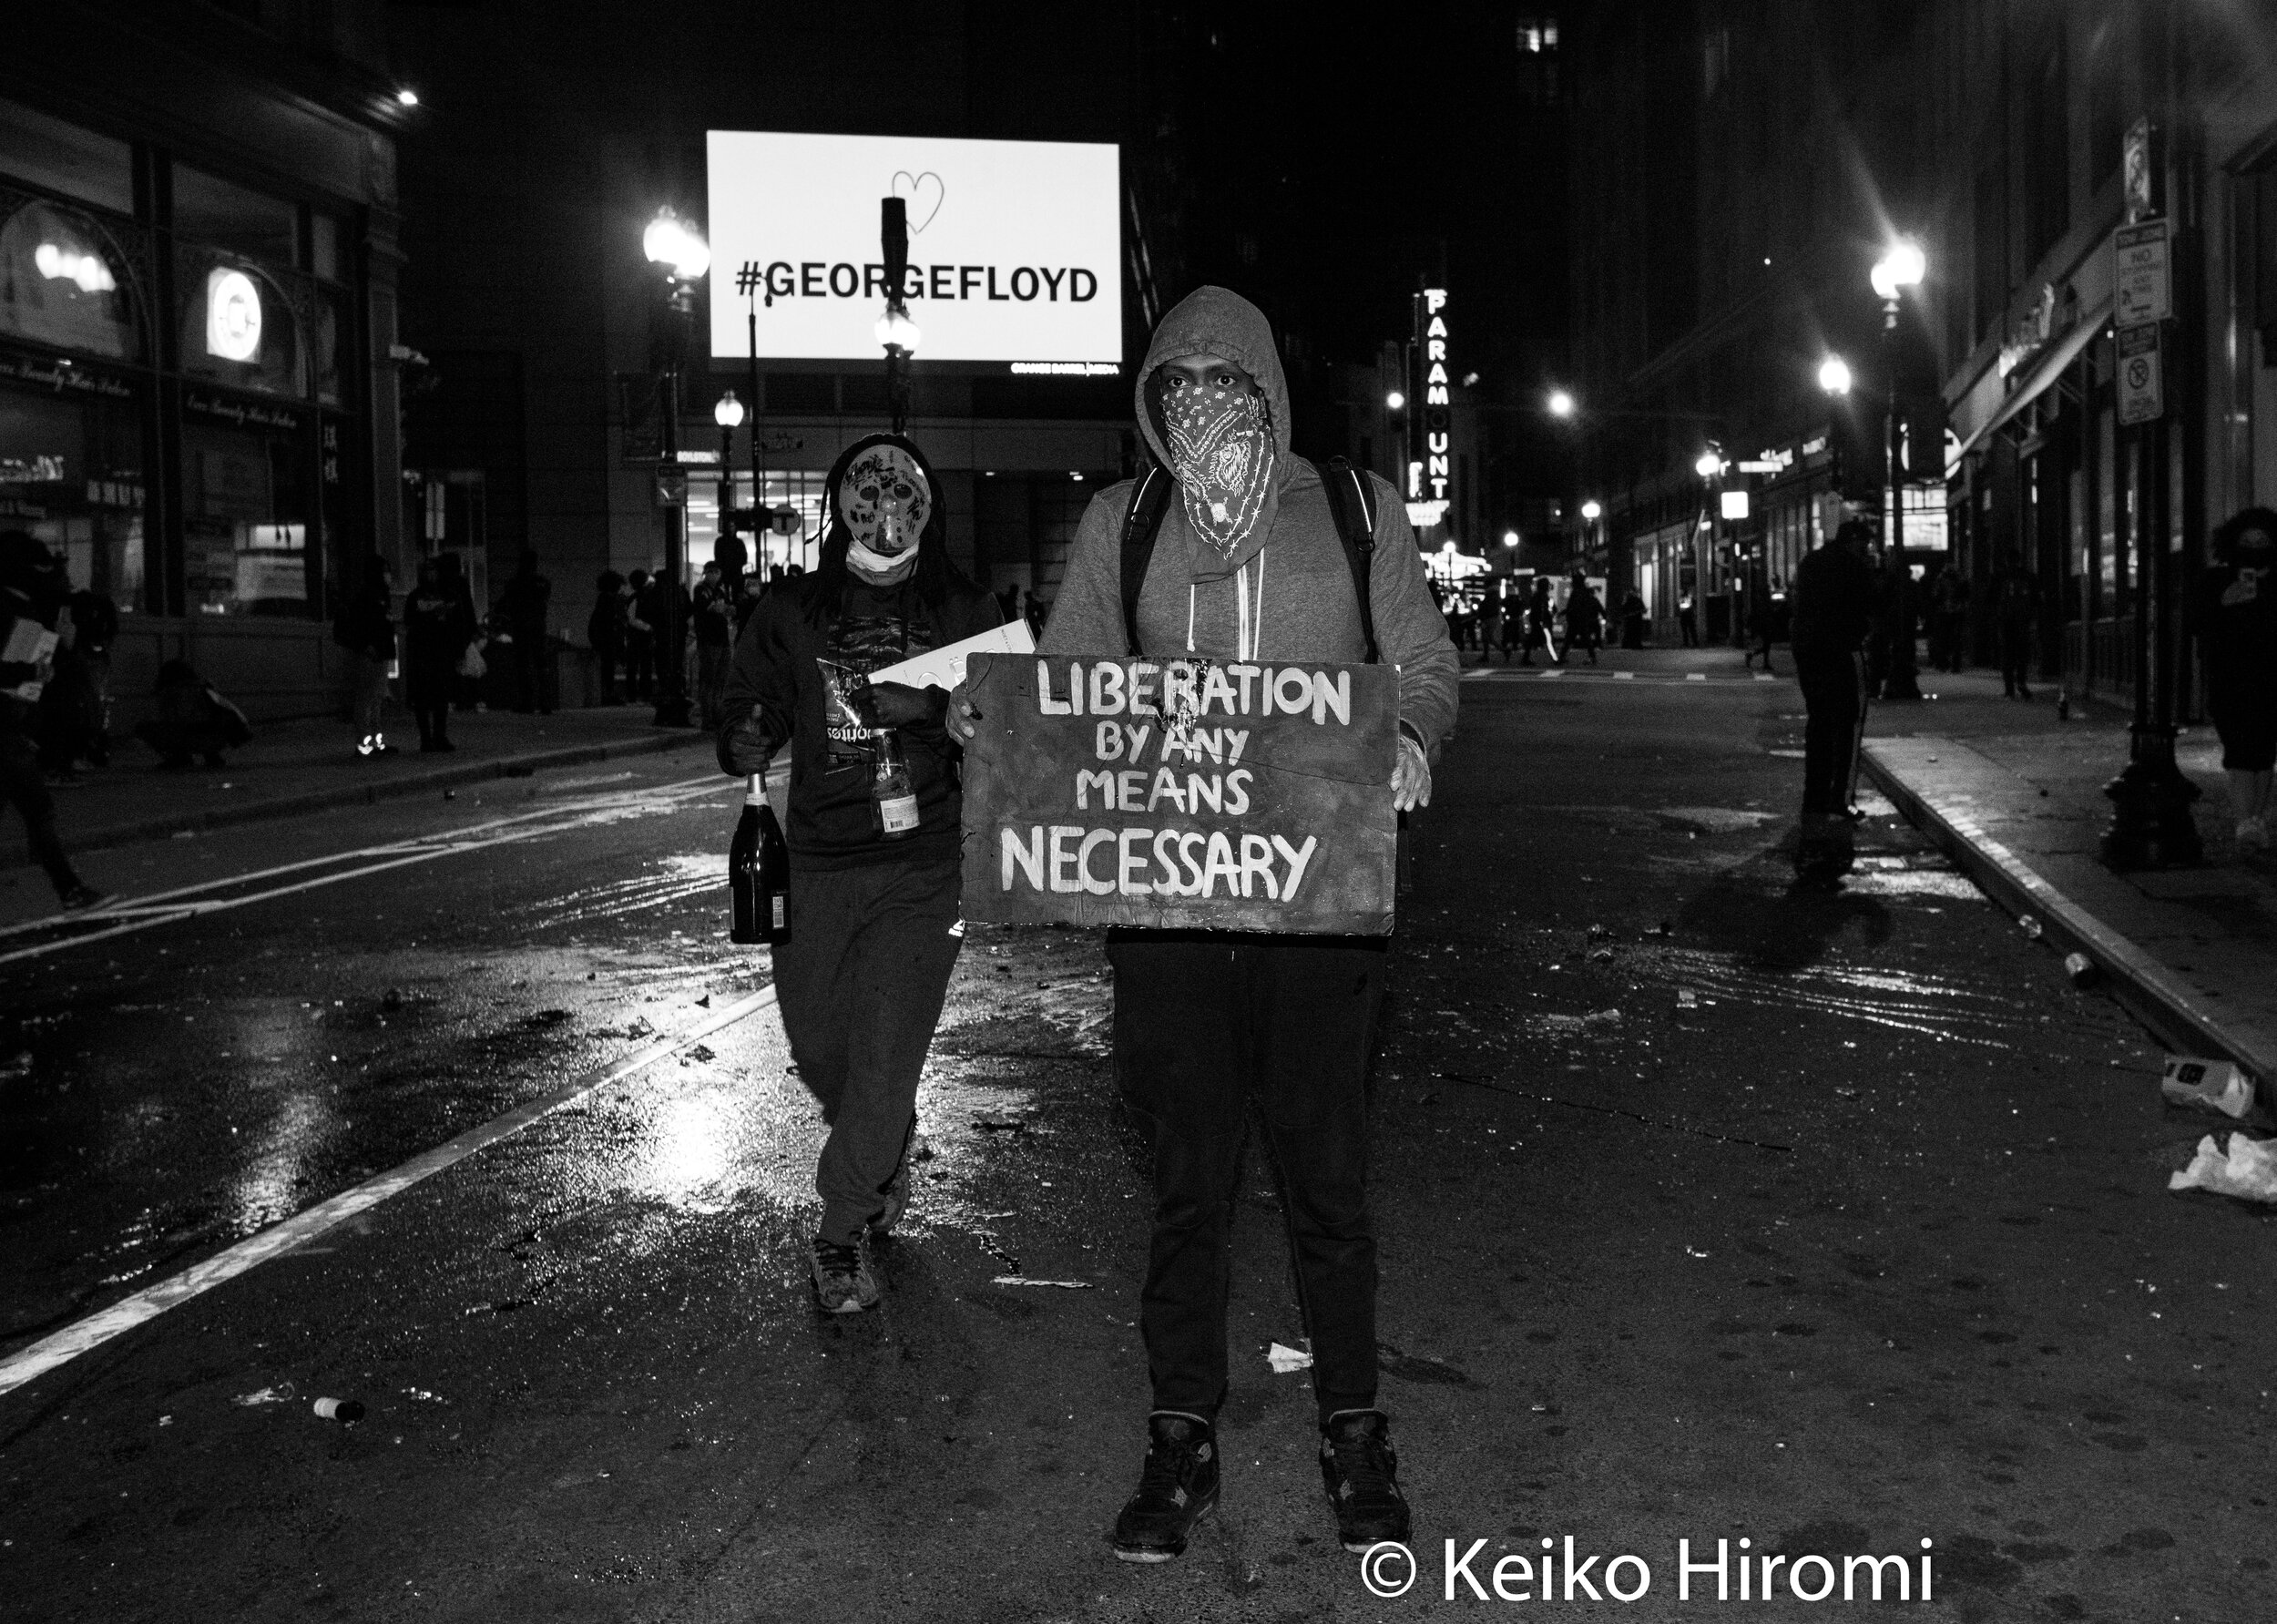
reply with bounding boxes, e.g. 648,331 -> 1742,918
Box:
1794,649 -> 1863,816
0,721 -> 78,898
773,856 -> 964,1245
1108,930 -> 1388,1425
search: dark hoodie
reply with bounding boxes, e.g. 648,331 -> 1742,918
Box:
1038,286 -> 1459,759
718,437 -> 1001,871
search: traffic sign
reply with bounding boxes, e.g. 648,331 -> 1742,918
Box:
2117,323 -> 2163,426
2114,220 -> 2170,327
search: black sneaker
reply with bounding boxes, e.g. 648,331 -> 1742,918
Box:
810,1234 -> 880,1313
1111,1412 -> 1220,1562
1320,1409 -> 1411,1553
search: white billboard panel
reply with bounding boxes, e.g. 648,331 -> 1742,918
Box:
706,130 -> 1121,366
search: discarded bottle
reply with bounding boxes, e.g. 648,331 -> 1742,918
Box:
730,774 -> 791,945
312,1397 -> 364,1423
870,731 -> 920,838
2018,914 -> 2044,940
2064,951 -> 2097,987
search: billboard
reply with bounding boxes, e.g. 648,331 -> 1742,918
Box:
706,131 -> 1122,368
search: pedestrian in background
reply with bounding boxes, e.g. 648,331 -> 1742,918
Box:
1677,590 -> 1699,647
0,532 -> 99,910
402,554 -> 475,752
718,434 -> 999,1318
985,287 -> 1456,1565
1475,578 -> 1506,666
1996,557 -> 2039,700
1520,575 -> 1562,666
692,558 -> 733,730
34,606 -> 95,781
2193,507 -> 2277,853
623,568 -> 656,700
68,585 -> 117,765
497,549 -> 553,714
587,570 -> 626,704
1744,572 -> 1776,674
1789,518 -> 1877,873
1565,572 -> 1605,665
339,554 -> 397,758
136,659 -> 252,770
1930,563 -> 1968,671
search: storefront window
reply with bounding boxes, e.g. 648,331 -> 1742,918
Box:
684,471 -> 828,576
178,247 -> 302,396
180,393 -> 315,617
0,368 -> 148,611
173,165 -> 299,271
0,194 -> 138,361
0,98 -> 133,216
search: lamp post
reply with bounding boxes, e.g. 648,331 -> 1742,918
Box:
643,204 -> 709,728
1871,240 -> 1925,700
714,390 -> 746,595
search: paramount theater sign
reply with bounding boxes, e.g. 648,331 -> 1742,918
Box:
958,654 -> 1399,935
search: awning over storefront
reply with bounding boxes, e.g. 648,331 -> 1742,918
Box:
1950,296 -> 2111,465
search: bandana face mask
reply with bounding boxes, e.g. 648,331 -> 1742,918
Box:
1161,375 -> 1276,555
839,446 -> 931,577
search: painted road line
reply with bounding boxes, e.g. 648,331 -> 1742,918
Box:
0,774 -> 732,967
0,983 -> 781,1400
1686,672 -> 1709,681
1613,670 -> 1635,680
1754,673 -> 1778,681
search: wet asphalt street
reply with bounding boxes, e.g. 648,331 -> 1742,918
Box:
2,660 -> 2272,1623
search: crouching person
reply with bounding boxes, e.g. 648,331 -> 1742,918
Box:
717,434 -> 1001,1312
996,287 -> 1460,1561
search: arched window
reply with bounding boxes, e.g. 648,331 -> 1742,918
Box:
0,195 -> 137,360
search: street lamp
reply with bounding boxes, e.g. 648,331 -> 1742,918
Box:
1817,355 -> 1853,396
642,205 -> 710,729
1694,450 -> 1724,479
1872,238 -> 1925,700
1384,390 -> 1405,412
713,391 -> 748,591
1580,499 -> 1602,522
1547,388 -> 1576,419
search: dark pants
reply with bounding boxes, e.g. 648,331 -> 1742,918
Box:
1999,619 -> 2034,694
1795,649 -> 1863,816
1679,610 -> 1699,648
1,721 -> 80,898
511,633 -> 551,713
1107,930 -> 1387,1425
625,635 -> 655,700
773,858 -> 964,1245
697,642 -> 731,730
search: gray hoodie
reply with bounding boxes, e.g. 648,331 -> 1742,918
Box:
1037,286 -> 1460,760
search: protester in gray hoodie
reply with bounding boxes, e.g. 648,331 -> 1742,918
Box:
1013,285 -> 1458,1561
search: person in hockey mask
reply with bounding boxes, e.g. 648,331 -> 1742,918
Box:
716,434 -> 1001,1313
0,532 -> 100,910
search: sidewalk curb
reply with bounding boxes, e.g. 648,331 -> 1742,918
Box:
1861,741 -> 2277,1085
25,728 -> 710,863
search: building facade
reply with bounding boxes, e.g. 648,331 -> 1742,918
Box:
3,4 -> 409,724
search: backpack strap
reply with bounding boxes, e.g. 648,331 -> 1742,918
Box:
1312,455 -> 1381,664
1118,464 -> 1174,654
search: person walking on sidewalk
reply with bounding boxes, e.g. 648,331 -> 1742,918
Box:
692,560 -> 734,729
1743,572 -> 1776,674
1519,574 -> 1562,666
0,533 -> 99,910
623,569 -> 656,700
2194,507 -> 2277,853
497,549 -> 553,715
1565,573 -> 1605,665
402,555 -> 475,752
339,554 -> 397,758
983,286 -> 1457,1565
716,433 -> 1001,1316
1996,558 -> 2039,700
1790,519 -> 1877,873
1677,589 -> 1700,648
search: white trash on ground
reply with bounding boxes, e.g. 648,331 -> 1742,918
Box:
2168,1133 -> 2277,1204
1266,1341 -> 1313,1374
2160,1057 -> 2259,1121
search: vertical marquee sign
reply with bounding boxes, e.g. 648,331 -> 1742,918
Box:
1406,287 -> 1453,530
957,652 -> 1400,935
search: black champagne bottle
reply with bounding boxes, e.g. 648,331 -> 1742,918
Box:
730,773 -> 790,945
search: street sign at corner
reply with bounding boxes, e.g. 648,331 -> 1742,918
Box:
2117,324 -> 2163,426
2113,220 -> 2170,328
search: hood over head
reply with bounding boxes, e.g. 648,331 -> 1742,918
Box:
1137,286 -> 1292,473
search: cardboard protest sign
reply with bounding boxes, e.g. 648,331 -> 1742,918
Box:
959,653 -> 1398,935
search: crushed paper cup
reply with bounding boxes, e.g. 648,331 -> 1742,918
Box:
2168,1132 -> 2277,1204
991,1276 -> 1091,1289
2160,1057 -> 2258,1121
1266,1341 -> 1313,1374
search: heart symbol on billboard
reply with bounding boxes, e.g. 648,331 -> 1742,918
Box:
891,170 -> 944,233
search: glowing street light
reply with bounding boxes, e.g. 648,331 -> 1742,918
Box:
1502,529 -> 1520,548
644,206 -> 710,283
713,390 -> 745,430
395,87 -> 421,107
1818,355 -> 1853,395
1580,499 -> 1602,522
873,306 -> 922,353
1869,239 -> 1926,301
1547,389 -> 1576,419
1384,390 -> 1405,412
1694,450 -> 1724,479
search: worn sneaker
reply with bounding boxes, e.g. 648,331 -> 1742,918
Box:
1320,1409 -> 1412,1553
810,1235 -> 880,1314
870,1118 -> 916,1235
1111,1412 -> 1220,1562
2238,816 -> 2270,853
